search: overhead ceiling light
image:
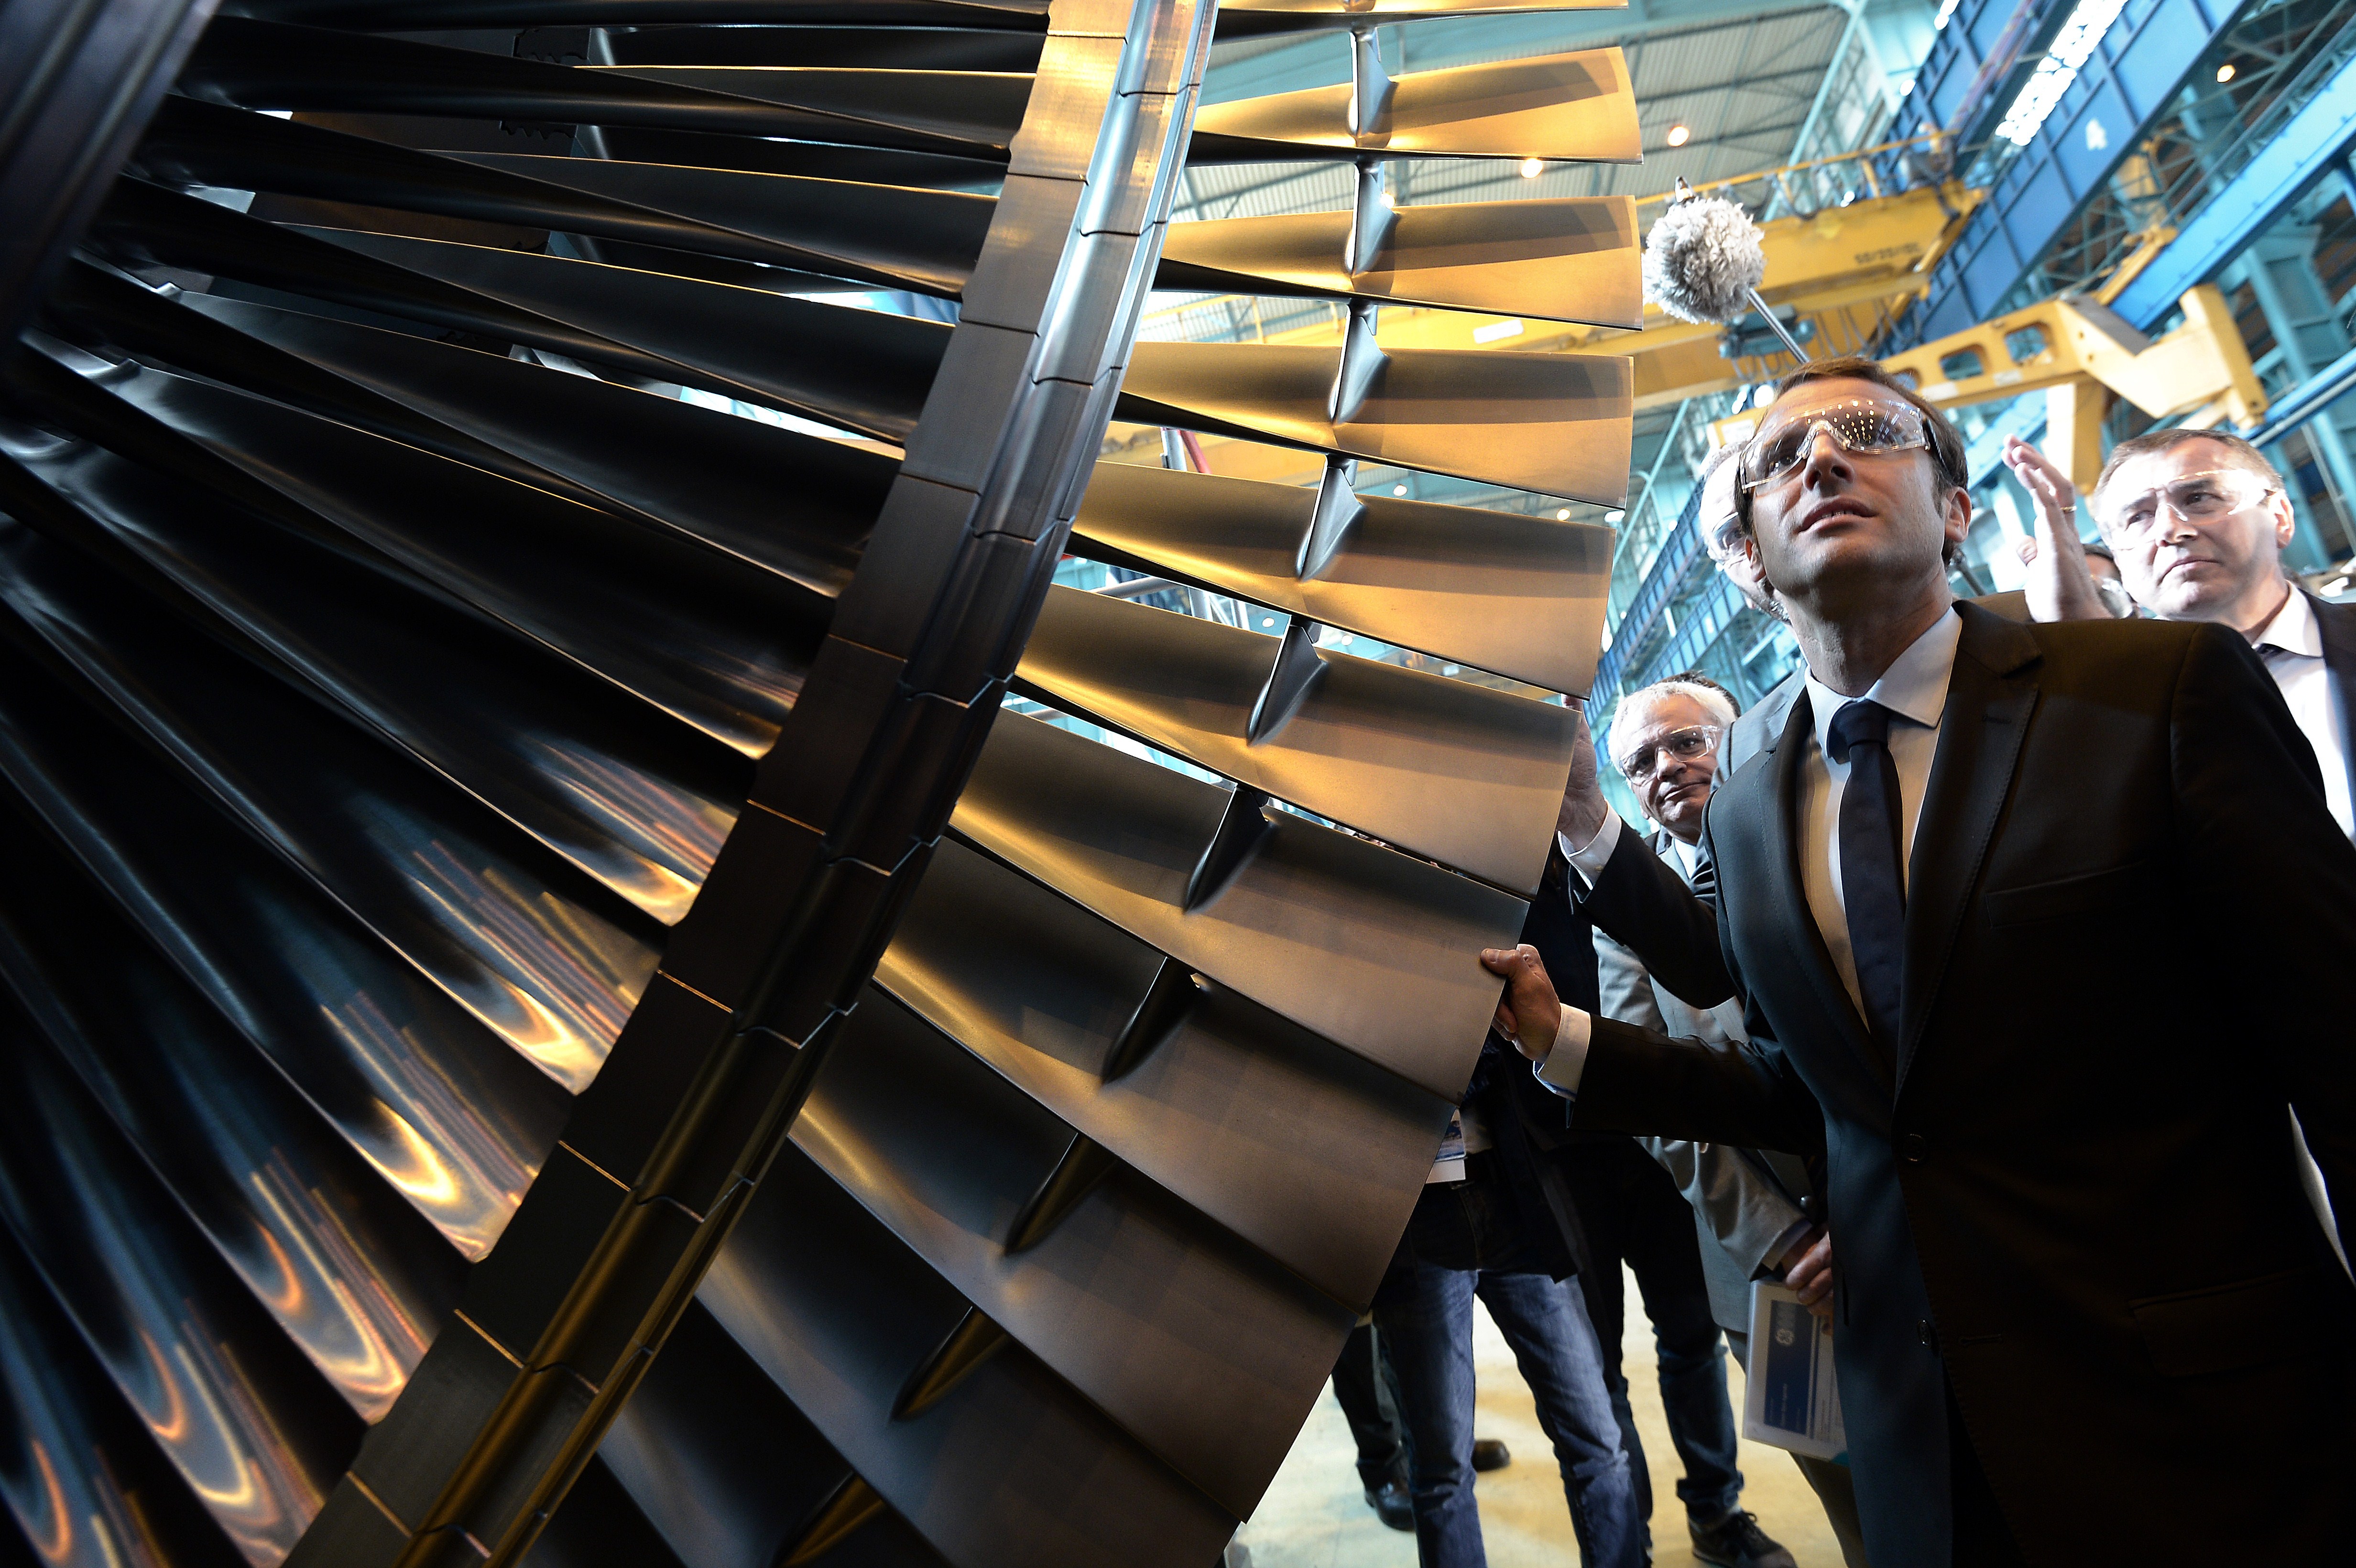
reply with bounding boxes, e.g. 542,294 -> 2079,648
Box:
1519,158 -> 1544,178
1604,509 -> 1626,523
2216,62 -> 2236,82
1555,508 -> 1572,520
1995,0 -> 2132,146
1666,124 -> 1691,148
1392,483 -> 1409,495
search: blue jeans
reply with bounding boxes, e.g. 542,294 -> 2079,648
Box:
1569,1140 -> 1745,1524
1376,1177 -> 1645,1568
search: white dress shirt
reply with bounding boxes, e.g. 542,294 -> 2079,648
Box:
1538,609 -> 1963,1094
1795,608 -> 1958,1021
2249,590 -> 2355,1273
2252,588 -> 2353,839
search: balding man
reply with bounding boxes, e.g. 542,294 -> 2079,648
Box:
2015,427 -> 2355,838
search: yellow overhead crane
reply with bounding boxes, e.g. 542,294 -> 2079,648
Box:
1705,283 -> 2268,491
1879,284 -> 2263,491
1109,134 -> 1987,488
1112,131 -> 2265,500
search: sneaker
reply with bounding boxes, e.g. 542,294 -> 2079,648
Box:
1363,1476 -> 1414,1532
1689,1511 -> 1796,1568
1470,1438 -> 1511,1472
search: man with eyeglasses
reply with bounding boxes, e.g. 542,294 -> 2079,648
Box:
2015,430 -> 2355,1275
1478,356 -> 2356,1567
2015,427 -> 2356,841
1575,673 -> 1858,1568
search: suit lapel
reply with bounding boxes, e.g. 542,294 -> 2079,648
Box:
1756,685 -> 1890,1096
1895,604 -> 2040,1093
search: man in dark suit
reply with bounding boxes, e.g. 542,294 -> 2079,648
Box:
1483,357 -> 2356,1566
2012,425 -> 2356,842
1377,855 -> 1644,1568
2009,428 -> 2356,1273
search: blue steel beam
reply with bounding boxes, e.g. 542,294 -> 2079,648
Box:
1900,0 -> 2072,154
1634,570 -> 1750,691
1594,479 -> 1710,695
2253,343 -> 2356,446
2111,47 -> 2356,328
1899,0 -> 2247,346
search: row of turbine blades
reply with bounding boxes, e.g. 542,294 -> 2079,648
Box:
0,1 -> 1635,1566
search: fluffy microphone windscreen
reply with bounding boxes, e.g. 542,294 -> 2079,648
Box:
1642,196 -> 1768,325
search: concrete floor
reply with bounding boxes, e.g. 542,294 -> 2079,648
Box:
1235,1267 -> 1846,1568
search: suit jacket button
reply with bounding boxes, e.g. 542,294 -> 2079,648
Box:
1919,1319 -> 1938,1349
1902,1133 -> 1929,1164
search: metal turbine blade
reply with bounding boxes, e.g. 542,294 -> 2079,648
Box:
0,0 -> 1644,1562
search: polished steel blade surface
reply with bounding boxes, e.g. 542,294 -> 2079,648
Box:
86,180 -> 954,439
238,0 -> 1053,25
596,121 -> 1010,189
523,1455 -> 692,1568
1189,47 -> 1639,162
149,287 -> 893,596
1210,0 -> 1625,37
132,97 -> 996,296
1157,195 -> 1640,326
182,19 -> 1031,155
592,66 -> 1031,149
1018,583 -> 1578,891
949,709 -> 1520,1099
0,515 -> 659,1092
0,642 -> 569,1260
296,226 -> 951,441
0,806 -> 464,1421
700,1147 -> 1240,1568
21,338 -> 825,755
1069,459 -> 1611,695
793,989 -> 1351,1517
874,838 -> 1451,1307
0,457 -> 742,926
586,1304 -> 862,1568
444,152 -> 995,297
0,1221 -> 249,1568
0,1002 -> 361,1561
607,22 -> 1044,71
1120,338 -> 1635,504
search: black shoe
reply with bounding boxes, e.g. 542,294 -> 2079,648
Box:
1470,1437 -> 1511,1472
1689,1510 -> 1796,1568
1363,1477 -> 1414,1532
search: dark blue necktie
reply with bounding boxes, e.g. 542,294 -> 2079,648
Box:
1828,699 -> 1906,1073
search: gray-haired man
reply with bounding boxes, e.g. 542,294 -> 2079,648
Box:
1592,672 -> 1864,1566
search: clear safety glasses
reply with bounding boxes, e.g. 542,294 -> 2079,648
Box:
1740,399 -> 1933,493
2094,468 -> 2277,539
1617,724 -> 1722,784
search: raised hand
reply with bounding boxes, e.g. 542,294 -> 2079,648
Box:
1480,943 -> 1561,1061
1557,699 -> 1610,851
2001,436 -> 2107,622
